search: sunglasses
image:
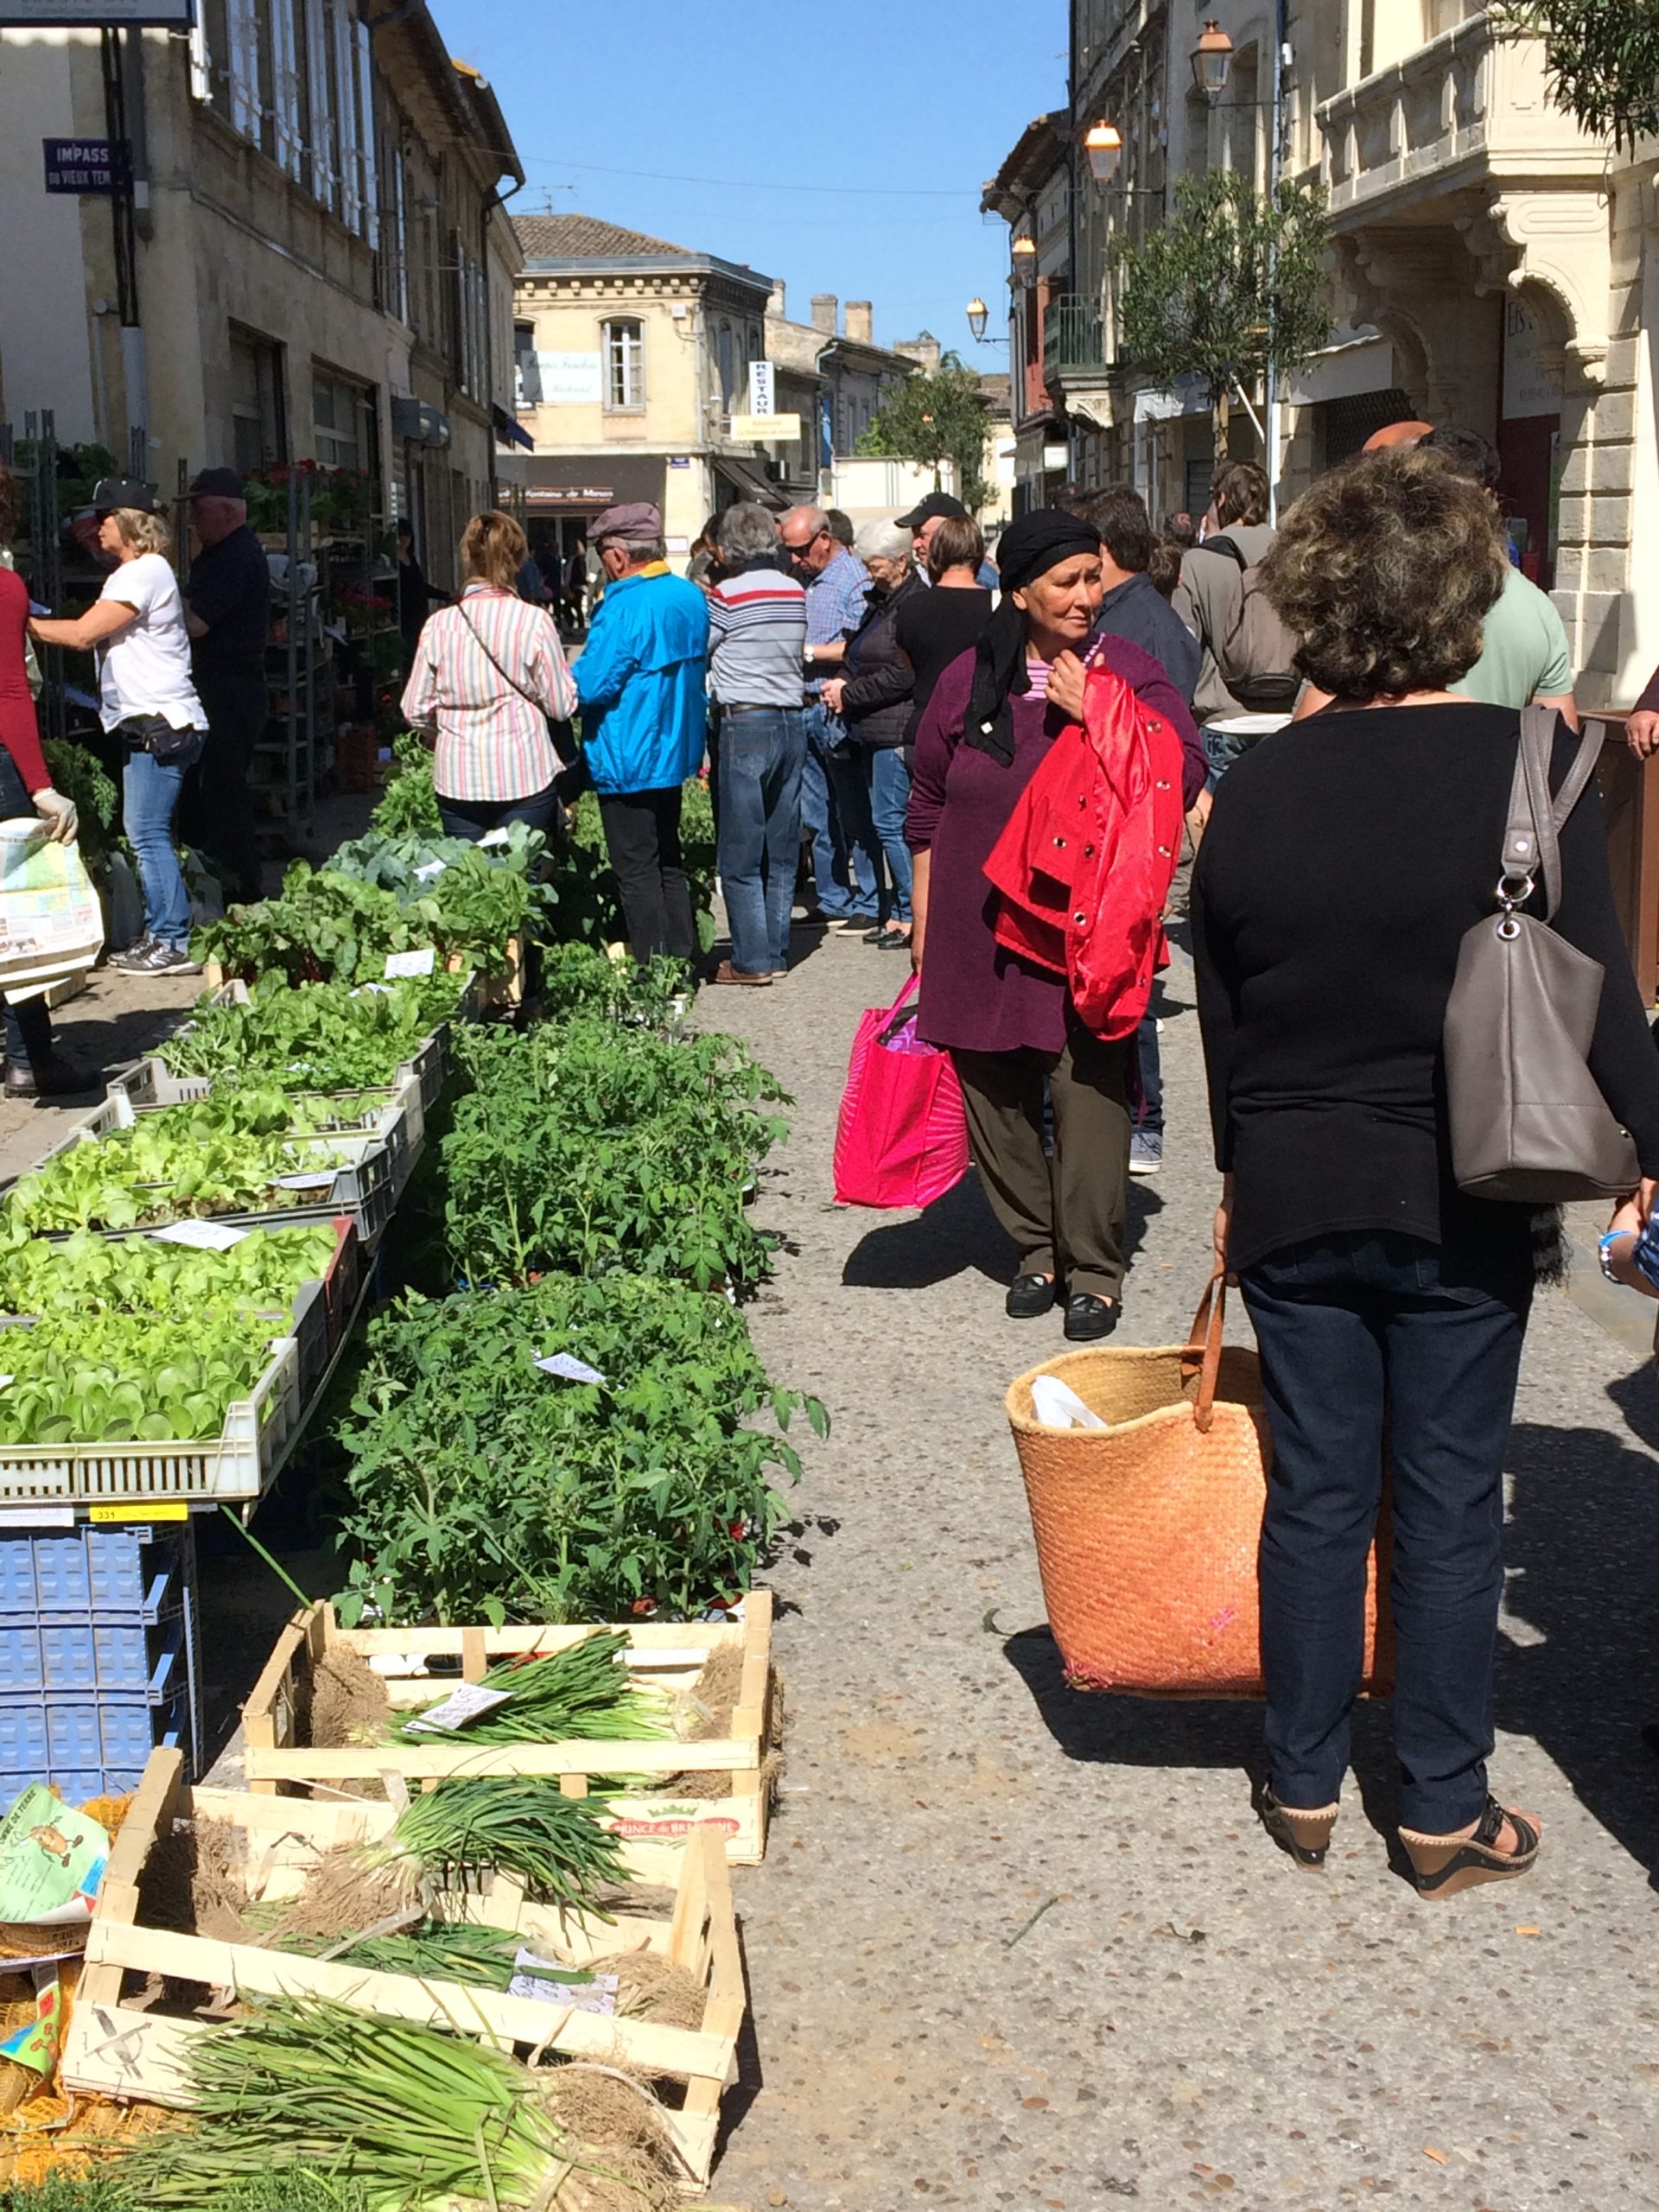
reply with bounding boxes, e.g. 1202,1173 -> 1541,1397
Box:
779,530 -> 825,555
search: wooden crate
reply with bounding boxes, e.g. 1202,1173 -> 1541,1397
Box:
61,1748 -> 745,2190
240,1593 -> 775,1870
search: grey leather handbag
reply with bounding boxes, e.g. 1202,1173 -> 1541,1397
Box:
1444,704 -> 1639,1203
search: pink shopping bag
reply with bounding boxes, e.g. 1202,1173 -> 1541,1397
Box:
833,975 -> 971,1209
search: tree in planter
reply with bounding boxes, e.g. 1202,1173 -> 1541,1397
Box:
1497,3 -> 1659,148
1111,172 -> 1331,466
856,356 -> 994,516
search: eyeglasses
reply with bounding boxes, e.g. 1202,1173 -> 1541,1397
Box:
779,529 -> 825,556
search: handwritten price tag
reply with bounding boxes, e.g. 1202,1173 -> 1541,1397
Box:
402,1683 -> 513,1735
384,948 -> 436,979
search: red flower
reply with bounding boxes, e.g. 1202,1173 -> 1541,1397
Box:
631,1598 -> 657,1616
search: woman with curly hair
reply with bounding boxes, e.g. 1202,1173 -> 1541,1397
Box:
1193,445 -> 1659,1897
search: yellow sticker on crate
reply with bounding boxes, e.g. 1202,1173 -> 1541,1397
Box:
87,1502 -> 189,1523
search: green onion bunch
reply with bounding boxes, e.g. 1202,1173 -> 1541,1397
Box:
114,1995 -> 611,2209
392,1631 -> 664,1747
375,1779 -> 628,1913
272,1918 -> 593,1993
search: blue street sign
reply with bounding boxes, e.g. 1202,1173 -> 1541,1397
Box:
42,138 -> 131,194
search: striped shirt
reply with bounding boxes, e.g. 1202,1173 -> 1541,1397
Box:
401,584 -> 577,803
708,565 -> 808,709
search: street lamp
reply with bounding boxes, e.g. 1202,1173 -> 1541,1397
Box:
1192,20 -> 1234,98
1012,237 -> 1039,290
1084,121 -> 1123,187
967,297 -> 989,342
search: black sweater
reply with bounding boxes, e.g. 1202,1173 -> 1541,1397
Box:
840,574 -> 924,750
1192,702 -> 1659,1283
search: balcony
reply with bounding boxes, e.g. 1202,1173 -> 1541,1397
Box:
1318,16 -> 1604,225
1043,296 -> 1107,384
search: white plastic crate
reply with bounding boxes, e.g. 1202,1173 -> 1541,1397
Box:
0,1331 -> 303,1510
100,1061 -> 425,1189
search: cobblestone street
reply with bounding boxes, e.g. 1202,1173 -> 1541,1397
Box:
706,925 -> 1659,2212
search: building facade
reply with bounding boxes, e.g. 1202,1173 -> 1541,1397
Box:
763,286 -> 920,505
986,1 -> 1659,711
0,1 -> 522,590
512,214 -> 780,563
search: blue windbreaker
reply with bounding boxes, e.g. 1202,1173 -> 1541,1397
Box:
574,565 -> 710,794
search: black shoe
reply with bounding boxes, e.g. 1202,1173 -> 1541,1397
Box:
1064,1294 -> 1120,1342
861,925 -> 887,944
5,1052 -> 100,1100
1006,1272 -> 1057,1319
875,928 -> 913,951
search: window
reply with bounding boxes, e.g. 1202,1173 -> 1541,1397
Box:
230,327 -> 287,474
313,365 -> 373,469
717,322 -> 735,410
514,324 -> 541,408
604,320 -> 645,411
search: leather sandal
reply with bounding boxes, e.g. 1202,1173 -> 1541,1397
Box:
1399,1796 -> 1541,1900
1255,1785 -> 1338,1872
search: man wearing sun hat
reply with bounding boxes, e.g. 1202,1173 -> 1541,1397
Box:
574,500 -> 710,965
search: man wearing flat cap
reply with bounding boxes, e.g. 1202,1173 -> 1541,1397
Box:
574,502 -> 710,965
182,466 -> 269,905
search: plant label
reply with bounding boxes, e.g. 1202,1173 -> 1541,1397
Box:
533,1352 -> 607,1386
509,1957 -> 617,2011
384,948 -> 436,979
479,827 -> 512,849
413,860 -> 446,881
402,1682 -> 513,1735
149,1219 -> 251,1250
275,1171 -> 338,1192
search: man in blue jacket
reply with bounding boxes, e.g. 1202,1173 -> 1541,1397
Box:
575,502 -> 711,963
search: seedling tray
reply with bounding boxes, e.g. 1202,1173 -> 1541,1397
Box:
105,1059 -> 429,1185
240,1592 -> 776,1869
62,1748 -> 745,2189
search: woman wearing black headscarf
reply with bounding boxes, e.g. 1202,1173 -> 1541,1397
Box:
905,511 -> 1205,1338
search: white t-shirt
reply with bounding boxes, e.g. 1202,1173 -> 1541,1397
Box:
97,550 -> 206,733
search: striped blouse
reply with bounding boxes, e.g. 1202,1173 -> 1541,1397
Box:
401,584 -> 578,803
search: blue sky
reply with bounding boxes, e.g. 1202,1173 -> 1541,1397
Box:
429,0 -> 1066,359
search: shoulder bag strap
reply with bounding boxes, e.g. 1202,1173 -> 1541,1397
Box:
1505,705 -> 1602,919
455,598 -> 549,721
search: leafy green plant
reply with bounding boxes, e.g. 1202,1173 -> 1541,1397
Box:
538,943 -> 690,1023
42,738 -> 119,874
856,353 -> 995,513
441,1020 -> 787,1293
332,1273 -> 823,1624
159,976 -> 460,1094
0,1307 -> 283,1443
370,1777 -> 627,1910
1,1103 -> 352,1235
370,729 -> 443,837
0,1222 -> 339,1321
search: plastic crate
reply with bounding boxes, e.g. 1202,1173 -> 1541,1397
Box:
0,1605 -> 189,1698
0,1520 -> 182,1617
0,1688 -> 191,1811
13,1118 -> 400,1255
278,1216 -> 360,1396
104,1060 -> 427,1167
0,1331 -> 303,1509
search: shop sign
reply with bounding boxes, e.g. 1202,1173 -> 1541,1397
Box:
1,3 -> 194,21
1502,300 -> 1561,422
42,137 -> 130,193
732,413 -> 802,444
536,352 -> 603,406
747,360 -> 776,416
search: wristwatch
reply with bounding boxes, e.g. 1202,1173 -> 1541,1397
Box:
803,644 -> 816,666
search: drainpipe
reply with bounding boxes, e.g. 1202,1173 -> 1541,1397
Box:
1265,0 -> 1290,520
482,173 -> 526,510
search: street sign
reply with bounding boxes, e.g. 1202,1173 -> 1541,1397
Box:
747,360 -> 776,416
0,3 -> 194,22
42,137 -> 130,194
733,413 -> 802,444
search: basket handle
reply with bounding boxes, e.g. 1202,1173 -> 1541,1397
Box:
1180,1268 -> 1228,1436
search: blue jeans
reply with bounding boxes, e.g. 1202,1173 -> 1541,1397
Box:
867,747 -> 912,925
1135,1002 -> 1163,1136
437,781 -> 562,842
123,746 -> 192,948
802,701 -> 878,920
1203,724 -> 1264,794
1239,1231 -> 1530,1833
716,709 -> 806,974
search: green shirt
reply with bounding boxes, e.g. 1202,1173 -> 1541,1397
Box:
1452,566 -> 1573,710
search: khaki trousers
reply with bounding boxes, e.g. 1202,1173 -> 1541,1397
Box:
951,1027 -> 1134,1300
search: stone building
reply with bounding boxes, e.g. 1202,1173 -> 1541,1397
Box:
763,286 -> 920,505
984,0 -> 1659,711
511,214 -> 779,563
0,0 -> 523,588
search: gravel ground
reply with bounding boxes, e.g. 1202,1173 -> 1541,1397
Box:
704,921 -> 1659,2212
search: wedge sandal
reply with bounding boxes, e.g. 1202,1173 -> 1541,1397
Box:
1255,1785 -> 1339,1871
1399,1796 -> 1541,1900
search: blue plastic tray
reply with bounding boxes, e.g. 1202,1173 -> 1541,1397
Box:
0,1522 -> 183,1618
0,1681 -> 192,1806
0,1605 -> 188,1698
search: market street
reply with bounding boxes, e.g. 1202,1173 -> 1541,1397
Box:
702,925 -> 1659,2211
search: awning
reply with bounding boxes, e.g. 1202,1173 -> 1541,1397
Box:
522,454 -> 664,513
1285,328 -> 1394,409
493,405 -> 535,452
714,453 -> 788,510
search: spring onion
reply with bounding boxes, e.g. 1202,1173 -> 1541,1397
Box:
391,1631 -> 665,1747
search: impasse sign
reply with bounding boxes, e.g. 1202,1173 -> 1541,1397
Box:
0,2 -> 194,21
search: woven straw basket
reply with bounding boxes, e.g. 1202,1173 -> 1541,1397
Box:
1006,1274 -> 1395,1697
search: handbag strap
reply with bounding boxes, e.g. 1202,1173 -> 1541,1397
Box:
875,970 -> 921,1047
1502,705 -> 1603,920
1179,1268 -> 1228,1437
456,598 -> 550,722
